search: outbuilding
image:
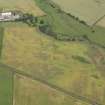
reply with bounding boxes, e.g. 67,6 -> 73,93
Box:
0,11 -> 21,21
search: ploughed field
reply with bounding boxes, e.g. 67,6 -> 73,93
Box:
52,0 -> 105,25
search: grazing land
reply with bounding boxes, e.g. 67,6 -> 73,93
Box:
0,67 -> 13,105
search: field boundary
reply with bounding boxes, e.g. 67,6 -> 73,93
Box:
0,27 -> 4,59
12,72 -> 14,105
92,14 -> 105,27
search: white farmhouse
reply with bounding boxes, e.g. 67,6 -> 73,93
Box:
0,11 -> 21,21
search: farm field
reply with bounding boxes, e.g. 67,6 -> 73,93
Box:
52,0 -> 105,25
13,74 -> 91,105
1,23 -> 91,78
0,0 -> 45,16
0,66 -> 13,105
1,23 -> 105,105
35,0 -> 105,47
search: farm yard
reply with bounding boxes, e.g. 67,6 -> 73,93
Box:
52,0 -> 105,25
0,0 -> 45,16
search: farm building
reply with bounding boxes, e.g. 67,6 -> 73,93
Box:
0,11 -> 22,21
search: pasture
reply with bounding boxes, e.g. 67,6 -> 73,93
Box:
35,0 -> 105,47
0,0 -> 45,16
0,67 -> 13,105
52,0 -> 105,25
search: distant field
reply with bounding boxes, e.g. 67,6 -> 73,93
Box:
96,17 -> 105,28
52,0 -> 105,25
13,74 -> 90,105
0,0 -> 45,16
0,67 -> 13,105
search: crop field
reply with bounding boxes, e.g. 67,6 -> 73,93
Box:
0,66 -> 13,105
1,23 -> 105,105
1,24 -> 91,78
13,74 -> 91,105
0,0 -> 45,16
52,0 -> 105,25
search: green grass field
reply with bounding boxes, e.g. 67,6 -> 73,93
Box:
35,0 -> 105,47
0,67 -> 13,105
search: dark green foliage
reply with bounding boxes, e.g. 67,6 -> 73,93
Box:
0,27 -> 4,58
72,55 -> 90,64
39,25 -> 56,36
21,13 -> 37,26
40,20 -> 44,24
91,74 -> 100,79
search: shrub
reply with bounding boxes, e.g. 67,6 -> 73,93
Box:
72,55 -> 90,64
